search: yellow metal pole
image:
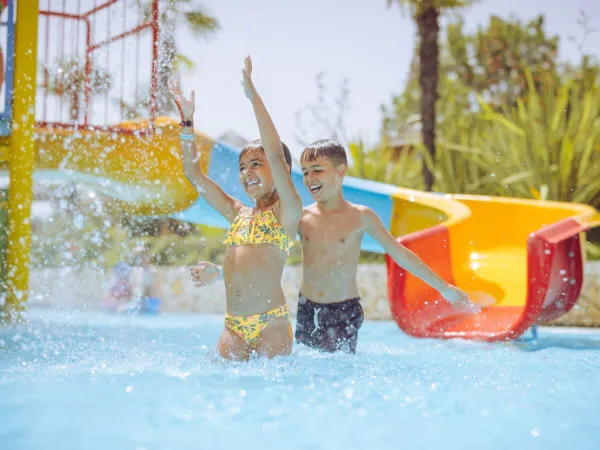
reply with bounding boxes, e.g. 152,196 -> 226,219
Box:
2,0 -> 39,322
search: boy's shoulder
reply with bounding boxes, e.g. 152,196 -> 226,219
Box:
299,202 -> 318,220
301,201 -> 373,212
348,202 -> 372,213
344,202 -> 375,220
300,201 -> 374,222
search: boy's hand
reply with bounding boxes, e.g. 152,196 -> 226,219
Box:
189,262 -> 221,287
440,284 -> 481,314
240,55 -> 257,102
168,79 -> 195,120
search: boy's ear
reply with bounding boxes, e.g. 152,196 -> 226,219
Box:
337,163 -> 347,178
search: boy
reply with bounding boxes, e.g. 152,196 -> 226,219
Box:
296,139 -> 479,353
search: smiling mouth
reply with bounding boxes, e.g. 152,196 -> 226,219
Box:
245,179 -> 261,188
308,183 -> 322,195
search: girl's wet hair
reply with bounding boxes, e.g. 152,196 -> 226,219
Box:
301,139 -> 348,167
239,139 -> 293,174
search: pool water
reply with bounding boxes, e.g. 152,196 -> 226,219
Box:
1,308 -> 599,450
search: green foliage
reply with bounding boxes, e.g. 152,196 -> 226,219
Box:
398,69 -> 600,209
470,71 -> 600,206
384,14 -> 564,135
445,15 -> 559,108
381,11 -> 600,211
346,139 -> 423,189
184,11 -> 219,34
421,96 -> 490,194
587,242 -> 600,261
387,0 -> 473,15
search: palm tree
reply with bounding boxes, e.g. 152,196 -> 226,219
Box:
387,0 -> 470,191
129,1 -> 219,116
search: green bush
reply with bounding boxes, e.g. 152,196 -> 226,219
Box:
346,138 -> 423,190
358,70 -> 600,258
414,71 -> 600,207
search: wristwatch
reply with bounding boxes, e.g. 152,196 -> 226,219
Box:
179,120 -> 193,127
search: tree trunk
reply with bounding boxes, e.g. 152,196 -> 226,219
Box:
416,5 -> 439,192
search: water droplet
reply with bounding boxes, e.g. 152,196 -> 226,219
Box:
344,387 -> 354,399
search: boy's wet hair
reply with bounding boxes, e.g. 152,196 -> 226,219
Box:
301,139 -> 348,167
239,139 -> 293,174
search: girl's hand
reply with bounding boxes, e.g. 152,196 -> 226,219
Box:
189,261 -> 221,287
168,79 -> 195,120
240,55 -> 257,102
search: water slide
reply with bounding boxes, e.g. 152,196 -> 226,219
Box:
24,118 -> 600,341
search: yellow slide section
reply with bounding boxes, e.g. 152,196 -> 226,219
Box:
448,196 -> 597,308
33,118 -> 211,215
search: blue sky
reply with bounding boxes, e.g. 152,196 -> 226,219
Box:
173,0 -> 599,157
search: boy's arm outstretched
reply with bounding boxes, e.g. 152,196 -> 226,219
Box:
169,80 -> 241,223
362,207 -> 480,312
241,56 -> 302,225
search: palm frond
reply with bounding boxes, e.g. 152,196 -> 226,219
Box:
184,11 -> 220,35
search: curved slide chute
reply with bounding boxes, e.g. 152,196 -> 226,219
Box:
384,192 -> 600,341
24,118 -> 600,341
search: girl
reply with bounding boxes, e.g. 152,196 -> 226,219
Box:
169,56 -> 302,361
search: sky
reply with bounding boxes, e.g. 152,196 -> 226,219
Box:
31,0 -> 600,159
173,0 -> 600,158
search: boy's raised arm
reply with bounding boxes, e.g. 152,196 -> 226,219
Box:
241,56 -> 302,223
169,80 -> 241,223
361,207 -> 480,312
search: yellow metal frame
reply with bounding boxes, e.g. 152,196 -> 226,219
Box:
2,1 -> 39,321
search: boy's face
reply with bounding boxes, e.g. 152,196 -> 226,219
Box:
301,156 -> 346,202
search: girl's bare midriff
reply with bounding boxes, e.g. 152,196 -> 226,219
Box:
223,243 -> 287,315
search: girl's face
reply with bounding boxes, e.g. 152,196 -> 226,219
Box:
239,149 -> 275,199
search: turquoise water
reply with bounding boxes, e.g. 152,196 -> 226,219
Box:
1,309 -> 599,450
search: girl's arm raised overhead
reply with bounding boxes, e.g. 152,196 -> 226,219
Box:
241,56 -> 302,224
169,80 -> 242,223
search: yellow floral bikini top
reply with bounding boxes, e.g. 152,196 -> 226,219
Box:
223,209 -> 294,256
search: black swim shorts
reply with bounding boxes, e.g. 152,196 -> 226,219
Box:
295,293 -> 364,353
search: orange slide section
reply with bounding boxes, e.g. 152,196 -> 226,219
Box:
386,190 -> 600,341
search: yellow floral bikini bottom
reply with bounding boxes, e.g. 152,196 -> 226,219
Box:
225,304 -> 292,348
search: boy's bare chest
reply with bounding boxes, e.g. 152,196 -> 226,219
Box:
301,217 -> 362,253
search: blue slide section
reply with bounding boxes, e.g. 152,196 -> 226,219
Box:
172,141 -> 396,254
